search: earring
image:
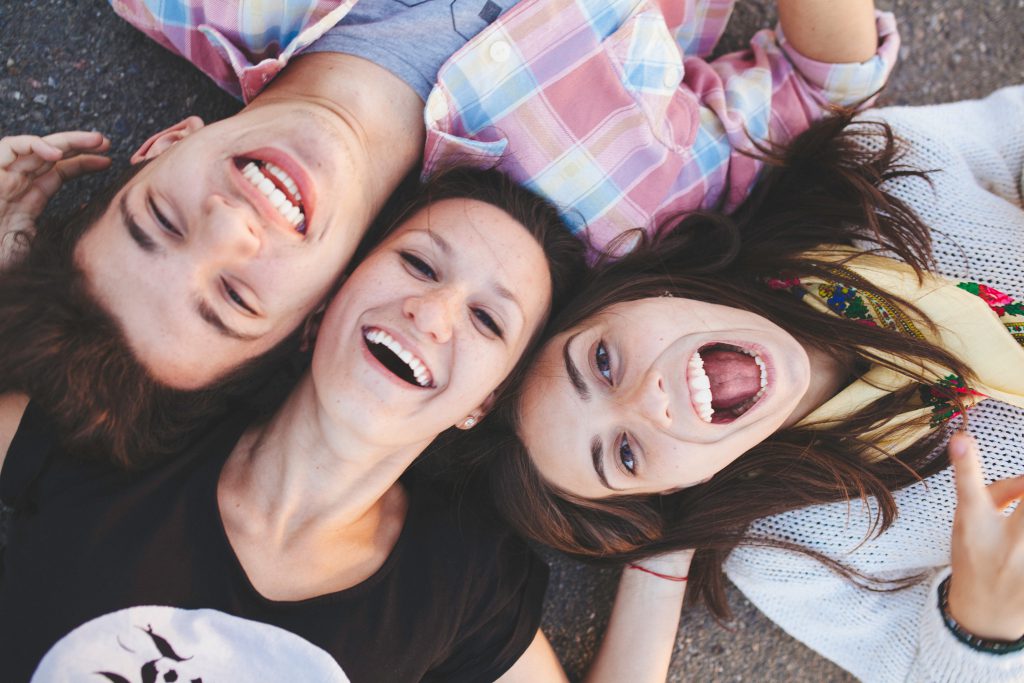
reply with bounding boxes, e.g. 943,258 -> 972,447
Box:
461,416 -> 477,429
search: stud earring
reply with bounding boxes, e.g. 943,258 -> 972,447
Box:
464,416 -> 477,428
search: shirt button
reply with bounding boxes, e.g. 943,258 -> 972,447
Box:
489,41 -> 511,63
426,91 -> 449,122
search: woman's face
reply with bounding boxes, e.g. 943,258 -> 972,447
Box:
312,198 -> 552,450
518,297 -> 812,498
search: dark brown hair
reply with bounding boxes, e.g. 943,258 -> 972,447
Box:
0,162 -> 305,468
0,165 -> 583,470
477,112 -> 971,618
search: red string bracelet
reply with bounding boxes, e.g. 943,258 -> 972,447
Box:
627,563 -> 688,582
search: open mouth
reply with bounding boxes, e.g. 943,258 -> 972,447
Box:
363,327 -> 434,388
237,158 -> 307,233
688,343 -> 767,423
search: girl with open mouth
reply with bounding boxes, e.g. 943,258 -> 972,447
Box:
480,90 -> 1024,681
0,169 -> 691,682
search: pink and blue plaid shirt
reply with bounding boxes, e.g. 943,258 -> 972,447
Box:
423,0 -> 900,252
111,0 -> 899,253
109,0 -> 356,101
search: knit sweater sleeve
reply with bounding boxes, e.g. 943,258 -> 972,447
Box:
725,425 -> 1024,683
725,87 -> 1024,682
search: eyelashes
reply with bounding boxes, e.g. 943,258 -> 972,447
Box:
399,250 -> 505,339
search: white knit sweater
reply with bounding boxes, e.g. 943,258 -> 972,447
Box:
725,86 -> 1024,683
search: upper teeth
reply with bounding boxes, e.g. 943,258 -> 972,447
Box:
364,328 -> 433,387
688,352 -> 715,423
688,348 -> 768,423
240,161 -> 305,230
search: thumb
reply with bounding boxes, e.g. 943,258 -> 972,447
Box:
950,432 -> 987,513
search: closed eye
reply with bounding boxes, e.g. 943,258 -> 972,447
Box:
472,308 -> 504,339
222,278 -> 257,315
148,195 -> 182,238
400,252 -> 437,281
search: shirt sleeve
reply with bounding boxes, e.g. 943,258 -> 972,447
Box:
423,535 -> 549,683
698,10 -> 900,211
726,545 -> 1024,682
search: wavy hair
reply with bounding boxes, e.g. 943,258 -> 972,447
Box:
474,112 -> 971,618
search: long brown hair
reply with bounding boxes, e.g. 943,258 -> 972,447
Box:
477,112 -> 971,618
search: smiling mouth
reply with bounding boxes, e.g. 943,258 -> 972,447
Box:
688,343 -> 767,423
363,327 -> 434,388
237,159 -> 307,233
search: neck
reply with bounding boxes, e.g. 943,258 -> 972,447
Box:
221,373 -> 423,541
250,52 -> 424,221
783,343 -> 856,428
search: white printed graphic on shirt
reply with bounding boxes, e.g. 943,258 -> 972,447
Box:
32,606 -> 350,682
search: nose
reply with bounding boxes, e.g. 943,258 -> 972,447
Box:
200,194 -> 262,260
626,368 -> 672,429
403,287 -> 458,344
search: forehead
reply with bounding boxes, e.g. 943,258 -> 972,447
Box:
518,332 -> 604,495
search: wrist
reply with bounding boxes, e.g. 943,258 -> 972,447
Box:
939,576 -> 1024,654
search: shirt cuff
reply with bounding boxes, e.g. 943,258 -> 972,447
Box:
776,10 -> 901,109
914,568 -> 1024,683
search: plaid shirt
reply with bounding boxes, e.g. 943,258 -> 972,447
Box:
109,0 -> 355,101
424,0 -> 900,253
111,0 -> 899,253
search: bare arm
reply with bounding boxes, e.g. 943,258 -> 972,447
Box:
777,0 -> 878,63
499,551 -> 694,683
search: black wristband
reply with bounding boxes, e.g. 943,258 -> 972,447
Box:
938,575 -> 1024,655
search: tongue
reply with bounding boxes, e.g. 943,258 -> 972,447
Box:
701,349 -> 761,410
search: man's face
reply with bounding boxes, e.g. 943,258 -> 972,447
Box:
76,103 -> 375,389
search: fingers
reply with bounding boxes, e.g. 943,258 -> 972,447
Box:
31,155 -> 113,201
1,132 -> 110,175
951,432 -> 988,515
987,475 -> 1024,510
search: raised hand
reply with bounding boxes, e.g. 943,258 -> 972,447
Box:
947,432 -> 1024,641
0,131 -> 111,264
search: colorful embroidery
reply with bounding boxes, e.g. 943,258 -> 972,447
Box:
804,266 -> 924,337
956,282 -> 1024,316
919,374 -> 986,427
957,282 -> 1024,346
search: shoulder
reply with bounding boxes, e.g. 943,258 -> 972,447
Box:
0,392 -> 30,471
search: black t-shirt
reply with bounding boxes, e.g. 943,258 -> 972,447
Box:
0,403 -> 547,682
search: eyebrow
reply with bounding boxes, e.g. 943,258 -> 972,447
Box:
562,332 -> 589,401
120,194 -> 161,254
197,299 -> 263,341
425,227 -> 525,325
590,436 -> 612,490
427,229 -> 452,255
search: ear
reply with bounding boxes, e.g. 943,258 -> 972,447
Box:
130,116 -> 205,164
456,392 -> 498,430
298,300 -> 329,353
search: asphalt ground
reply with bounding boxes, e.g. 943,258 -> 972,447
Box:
2,1 -> 1023,680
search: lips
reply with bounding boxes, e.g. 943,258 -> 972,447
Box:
687,343 -> 767,423
363,327 -> 434,388
231,148 -> 313,236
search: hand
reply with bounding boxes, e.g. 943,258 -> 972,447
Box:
0,131 -> 111,262
947,432 -> 1024,641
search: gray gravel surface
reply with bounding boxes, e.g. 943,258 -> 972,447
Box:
2,1 -> 1022,681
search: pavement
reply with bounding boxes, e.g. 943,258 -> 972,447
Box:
1,1 -> 1022,680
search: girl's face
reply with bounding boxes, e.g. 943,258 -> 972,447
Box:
518,297 -> 812,498
312,198 -> 552,450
